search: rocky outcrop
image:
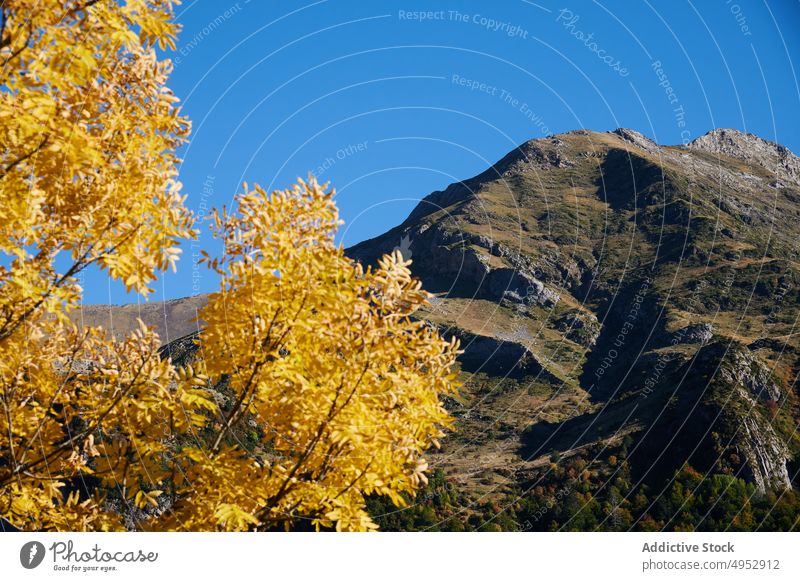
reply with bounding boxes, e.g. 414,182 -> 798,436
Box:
694,342 -> 790,492
611,128 -> 660,154
737,414 -> 791,492
687,128 -> 800,185
717,344 -> 783,403
370,222 -> 563,308
670,322 -> 714,345
623,340 -> 792,494
490,267 -> 560,307
554,310 -> 601,347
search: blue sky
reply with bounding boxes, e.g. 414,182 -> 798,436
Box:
85,0 -> 800,304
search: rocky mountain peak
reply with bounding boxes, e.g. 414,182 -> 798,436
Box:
611,127 -> 659,153
687,128 -> 800,184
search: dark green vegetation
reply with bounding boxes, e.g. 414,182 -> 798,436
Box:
366,452 -> 800,531
87,127 -> 800,530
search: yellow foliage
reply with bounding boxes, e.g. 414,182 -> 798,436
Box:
0,2 -> 460,531
0,0 -> 194,531
160,178 -> 460,531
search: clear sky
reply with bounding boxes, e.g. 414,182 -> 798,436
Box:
84,0 -> 800,304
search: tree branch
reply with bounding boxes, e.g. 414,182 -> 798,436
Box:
0,135 -> 48,179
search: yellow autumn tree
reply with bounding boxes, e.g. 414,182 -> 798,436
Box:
0,1 -> 459,531
0,0 -> 198,531
159,179 -> 460,531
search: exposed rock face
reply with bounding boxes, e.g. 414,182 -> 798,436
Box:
611,128 -> 659,154
719,346 -> 784,403
361,222 -> 564,308
672,322 -> 714,345
594,339 -> 795,495
683,342 -> 790,493
490,268 -> 560,307
436,325 -> 561,383
738,414 -> 791,492
553,310 -> 601,347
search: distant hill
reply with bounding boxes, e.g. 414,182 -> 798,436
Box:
70,295 -> 207,342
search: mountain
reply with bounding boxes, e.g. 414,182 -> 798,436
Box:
71,295 -> 207,342
75,128 -> 800,530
